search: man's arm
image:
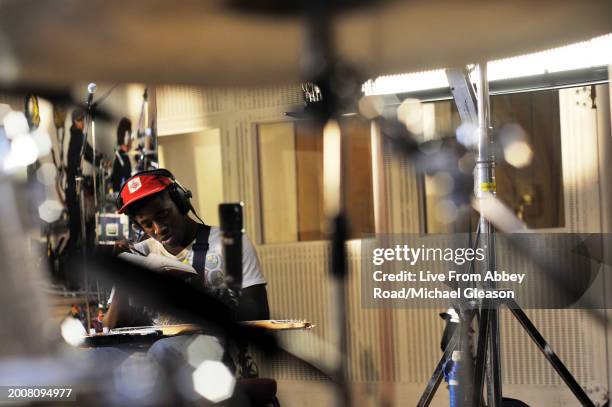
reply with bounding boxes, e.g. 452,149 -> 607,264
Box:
237,233 -> 269,320
238,284 -> 270,321
105,241 -> 153,329
111,156 -> 122,191
103,288 -> 153,329
103,289 -> 130,329
83,141 -> 103,166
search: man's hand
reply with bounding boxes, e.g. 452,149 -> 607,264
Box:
113,240 -> 132,256
208,286 -> 239,310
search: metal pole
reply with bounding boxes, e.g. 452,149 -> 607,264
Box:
475,63 -> 494,234
77,176 -> 91,332
144,90 -> 149,129
144,95 -> 149,169
323,119 -> 350,407
89,118 -> 98,209
505,299 -> 595,407
475,62 -> 502,407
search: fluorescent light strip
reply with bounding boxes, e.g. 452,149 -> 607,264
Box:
363,34 -> 612,96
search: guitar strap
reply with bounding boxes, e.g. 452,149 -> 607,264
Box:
192,224 -> 211,284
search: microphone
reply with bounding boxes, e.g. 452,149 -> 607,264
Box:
86,83 -> 97,111
219,203 -> 244,294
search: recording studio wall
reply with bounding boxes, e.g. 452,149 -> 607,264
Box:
155,83 -> 612,406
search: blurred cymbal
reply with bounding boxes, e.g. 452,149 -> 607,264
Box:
0,0 -> 609,87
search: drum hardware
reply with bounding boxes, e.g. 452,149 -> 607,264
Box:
0,1 -> 609,87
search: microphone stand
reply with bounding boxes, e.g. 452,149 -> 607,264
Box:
219,202 -> 244,295
76,174 -> 91,332
417,64 -> 596,407
301,2 -> 355,405
136,87 -> 158,171
474,62 -> 502,407
90,113 -> 98,210
78,91 -> 96,333
142,88 -> 150,170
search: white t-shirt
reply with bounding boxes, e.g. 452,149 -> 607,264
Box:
132,226 -> 266,290
108,227 -> 266,323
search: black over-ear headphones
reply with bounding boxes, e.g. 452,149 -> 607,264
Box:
116,169 -> 194,215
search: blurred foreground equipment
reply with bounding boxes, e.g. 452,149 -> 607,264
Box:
0,0 -> 609,87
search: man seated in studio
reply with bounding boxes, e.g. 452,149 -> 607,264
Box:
104,168 -> 269,376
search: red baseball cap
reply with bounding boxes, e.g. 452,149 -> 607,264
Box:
118,173 -> 173,213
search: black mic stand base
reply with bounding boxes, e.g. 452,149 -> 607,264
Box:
417,298 -> 596,407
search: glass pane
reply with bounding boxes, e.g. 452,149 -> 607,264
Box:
341,115 -> 375,238
257,117 -> 375,243
423,88 -> 565,233
257,122 -> 299,244
158,130 -> 224,225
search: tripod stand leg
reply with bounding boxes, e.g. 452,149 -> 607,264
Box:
417,328 -> 459,407
505,299 -> 595,407
487,308 -> 503,407
473,303 -> 491,406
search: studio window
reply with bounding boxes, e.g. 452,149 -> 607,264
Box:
422,88 -> 565,233
257,116 -> 375,243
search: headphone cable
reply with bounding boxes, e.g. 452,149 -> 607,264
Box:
191,209 -> 207,227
